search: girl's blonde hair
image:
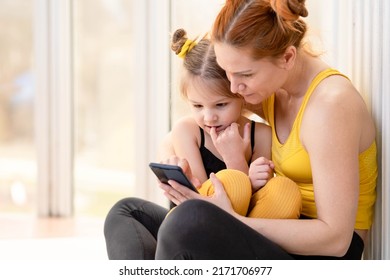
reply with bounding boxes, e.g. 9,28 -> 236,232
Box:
171,28 -> 240,99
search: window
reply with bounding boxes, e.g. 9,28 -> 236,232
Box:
33,0 -> 170,217
0,1 -> 35,214
73,0 -> 136,217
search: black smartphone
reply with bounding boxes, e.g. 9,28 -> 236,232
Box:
149,162 -> 199,193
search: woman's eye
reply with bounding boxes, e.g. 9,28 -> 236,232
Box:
242,74 -> 252,78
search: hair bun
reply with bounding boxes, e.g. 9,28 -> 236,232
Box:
270,0 -> 308,21
288,0 -> 308,17
171,28 -> 188,55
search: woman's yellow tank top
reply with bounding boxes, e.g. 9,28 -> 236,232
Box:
262,68 -> 377,229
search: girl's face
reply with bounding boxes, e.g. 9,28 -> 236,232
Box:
186,81 -> 243,135
214,42 -> 287,105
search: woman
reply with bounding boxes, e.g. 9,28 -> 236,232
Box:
156,0 -> 377,259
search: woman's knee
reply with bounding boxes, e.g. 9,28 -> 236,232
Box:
159,200 -> 211,235
104,197 -> 143,233
156,200 -> 215,259
104,197 -> 166,234
106,197 -> 146,217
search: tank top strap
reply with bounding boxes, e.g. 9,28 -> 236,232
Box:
248,120 -> 256,163
250,120 -> 255,152
199,126 -> 205,148
295,68 -> 347,127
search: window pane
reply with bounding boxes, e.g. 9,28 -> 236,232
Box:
73,0 -> 135,217
0,1 -> 35,214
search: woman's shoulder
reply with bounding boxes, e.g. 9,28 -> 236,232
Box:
303,73 -> 375,148
309,72 -> 365,113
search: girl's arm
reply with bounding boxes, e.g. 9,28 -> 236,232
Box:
251,122 -> 272,160
248,123 -> 274,191
157,131 -> 175,161
170,116 -> 209,183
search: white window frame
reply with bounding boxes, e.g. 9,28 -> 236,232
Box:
34,0 -> 73,216
34,0 -> 171,216
132,0 -> 171,206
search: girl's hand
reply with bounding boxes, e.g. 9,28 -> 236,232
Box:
159,156 -> 202,189
249,157 -> 275,192
210,122 -> 250,165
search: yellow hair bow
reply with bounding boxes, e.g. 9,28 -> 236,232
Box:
178,39 -> 197,58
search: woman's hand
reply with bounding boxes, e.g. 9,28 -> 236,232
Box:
204,173 -> 236,214
161,172 -> 235,216
159,179 -> 202,205
158,156 -> 202,204
249,157 -> 274,192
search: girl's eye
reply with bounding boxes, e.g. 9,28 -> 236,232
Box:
192,104 -> 203,109
216,103 -> 228,107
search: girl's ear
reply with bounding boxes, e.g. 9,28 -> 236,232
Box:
282,46 -> 296,70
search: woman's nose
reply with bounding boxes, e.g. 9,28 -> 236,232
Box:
229,76 -> 243,94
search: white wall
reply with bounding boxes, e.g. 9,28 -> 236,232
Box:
311,0 -> 389,260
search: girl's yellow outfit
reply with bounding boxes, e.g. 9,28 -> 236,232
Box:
261,68 -> 377,229
199,169 -> 302,218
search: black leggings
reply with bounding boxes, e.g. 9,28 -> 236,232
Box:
104,198 -> 364,260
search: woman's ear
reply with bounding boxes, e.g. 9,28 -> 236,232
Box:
282,46 -> 296,70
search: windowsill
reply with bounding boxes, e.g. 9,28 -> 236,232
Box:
0,214 -> 107,260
